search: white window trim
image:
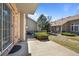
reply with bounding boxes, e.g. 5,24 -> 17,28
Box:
71,24 -> 79,32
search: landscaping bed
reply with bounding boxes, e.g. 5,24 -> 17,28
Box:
35,32 -> 49,40
48,35 -> 79,53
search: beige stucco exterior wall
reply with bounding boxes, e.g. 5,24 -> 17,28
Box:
1,3 -> 38,55
20,12 -> 24,41
51,19 -> 79,33
62,22 -> 70,32
69,19 -> 79,25
26,17 -> 41,32
26,17 -> 37,32
62,19 -> 79,32
20,12 -> 26,41
13,13 -> 21,44
37,25 -> 41,31
2,3 -> 20,55
69,19 -> 79,33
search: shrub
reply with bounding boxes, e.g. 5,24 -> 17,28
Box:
35,32 -> 49,40
61,32 -> 76,36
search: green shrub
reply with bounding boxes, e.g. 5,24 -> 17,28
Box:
61,32 -> 76,36
35,32 -> 49,40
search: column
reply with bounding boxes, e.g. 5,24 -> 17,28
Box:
20,12 -> 26,41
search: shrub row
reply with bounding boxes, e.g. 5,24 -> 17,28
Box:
61,32 -> 76,36
35,32 -> 49,40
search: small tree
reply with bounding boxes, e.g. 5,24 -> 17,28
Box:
37,14 -> 51,32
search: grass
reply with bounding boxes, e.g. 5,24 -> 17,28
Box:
35,31 -> 49,40
48,35 -> 79,53
61,32 -> 76,36
68,36 -> 79,41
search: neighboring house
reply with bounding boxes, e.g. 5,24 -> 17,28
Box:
50,15 -> 79,34
26,17 -> 41,32
0,3 -> 38,55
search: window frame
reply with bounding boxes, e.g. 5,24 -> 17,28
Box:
0,3 -> 13,54
0,3 -> 3,55
71,23 -> 79,32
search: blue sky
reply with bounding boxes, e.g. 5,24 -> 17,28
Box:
28,3 -> 79,21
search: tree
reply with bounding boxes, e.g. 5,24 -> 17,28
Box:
37,14 -> 51,32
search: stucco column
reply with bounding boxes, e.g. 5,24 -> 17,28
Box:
20,12 -> 26,41
23,13 -> 26,41
19,12 -> 28,55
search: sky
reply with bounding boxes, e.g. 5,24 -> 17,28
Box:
28,3 -> 79,21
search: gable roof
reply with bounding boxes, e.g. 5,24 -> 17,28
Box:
50,14 -> 79,26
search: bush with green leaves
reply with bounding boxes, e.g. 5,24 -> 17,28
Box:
61,32 -> 76,36
35,32 -> 49,40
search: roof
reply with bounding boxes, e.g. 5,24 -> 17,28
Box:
15,3 -> 38,14
27,16 -> 37,24
50,14 -> 79,26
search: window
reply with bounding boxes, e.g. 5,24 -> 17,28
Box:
0,3 -> 12,54
71,26 -> 74,31
74,26 -> 78,32
71,24 -> 79,32
0,4 -> 2,52
3,4 -> 12,49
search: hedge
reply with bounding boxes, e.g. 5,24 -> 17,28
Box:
61,32 -> 76,36
35,32 -> 49,40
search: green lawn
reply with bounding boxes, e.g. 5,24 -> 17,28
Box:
68,36 -> 79,41
48,35 -> 79,53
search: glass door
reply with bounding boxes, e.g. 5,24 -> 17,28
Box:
0,3 -> 2,54
0,3 -> 13,55
3,4 -> 11,49
3,4 -> 12,49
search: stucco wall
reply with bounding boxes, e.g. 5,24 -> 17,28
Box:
62,22 -> 70,32
1,3 -> 20,55
69,19 -> 79,34
26,17 -> 37,32
62,19 -> 79,33
69,19 -> 79,25
13,13 -> 20,44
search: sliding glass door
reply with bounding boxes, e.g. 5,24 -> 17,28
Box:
3,4 -> 12,49
0,3 -> 2,53
0,3 -> 12,54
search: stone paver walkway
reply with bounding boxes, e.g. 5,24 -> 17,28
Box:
28,38 -> 79,56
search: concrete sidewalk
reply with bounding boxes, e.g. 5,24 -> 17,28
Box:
28,39 -> 79,56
